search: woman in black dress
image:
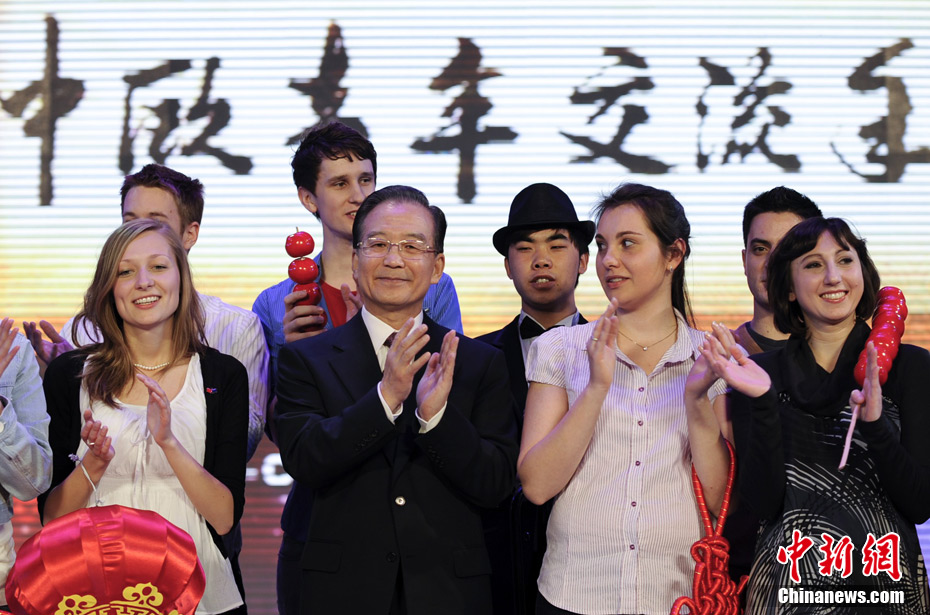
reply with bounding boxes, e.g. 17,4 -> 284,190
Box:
691,217 -> 930,613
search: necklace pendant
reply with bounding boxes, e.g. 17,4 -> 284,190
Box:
641,346 -> 648,351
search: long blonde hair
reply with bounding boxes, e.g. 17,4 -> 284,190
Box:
74,219 -> 206,406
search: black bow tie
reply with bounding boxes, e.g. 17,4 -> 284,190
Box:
520,318 -> 562,340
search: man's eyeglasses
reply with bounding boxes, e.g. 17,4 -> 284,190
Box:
356,238 -> 438,260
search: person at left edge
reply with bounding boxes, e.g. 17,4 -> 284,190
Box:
274,185 -> 518,615
477,182 -> 593,615
0,318 -> 52,609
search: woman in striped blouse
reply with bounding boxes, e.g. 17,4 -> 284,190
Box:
518,183 -> 726,615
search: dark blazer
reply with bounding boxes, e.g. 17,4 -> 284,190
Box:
274,314 -> 519,615
476,314 -> 588,429
476,313 -> 587,615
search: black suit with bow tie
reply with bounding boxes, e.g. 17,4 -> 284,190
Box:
476,313 -> 587,615
275,313 -> 519,615
476,314 -> 587,433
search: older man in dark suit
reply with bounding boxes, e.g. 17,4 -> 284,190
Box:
477,182 -> 594,615
275,185 -> 518,615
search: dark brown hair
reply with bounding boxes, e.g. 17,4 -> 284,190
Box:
593,183 -> 694,325
767,217 -> 880,336
120,164 -> 205,228
291,121 -> 378,214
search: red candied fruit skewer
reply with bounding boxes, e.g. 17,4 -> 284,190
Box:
839,286 -> 906,470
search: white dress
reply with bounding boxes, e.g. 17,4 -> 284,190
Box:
78,355 -> 242,614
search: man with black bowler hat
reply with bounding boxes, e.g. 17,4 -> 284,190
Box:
477,183 -> 594,615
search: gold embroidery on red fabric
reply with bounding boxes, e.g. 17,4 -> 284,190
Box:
55,583 -> 181,615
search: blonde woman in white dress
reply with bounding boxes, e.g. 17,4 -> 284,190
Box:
39,219 -> 249,615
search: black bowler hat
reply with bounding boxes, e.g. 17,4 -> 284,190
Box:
492,183 -> 596,256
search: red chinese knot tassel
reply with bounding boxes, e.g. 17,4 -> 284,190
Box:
670,440 -> 747,615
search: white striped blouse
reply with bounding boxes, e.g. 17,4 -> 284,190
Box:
526,315 -> 725,615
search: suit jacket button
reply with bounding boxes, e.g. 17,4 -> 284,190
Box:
395,496 -> 406,506
386,552 -> 398,563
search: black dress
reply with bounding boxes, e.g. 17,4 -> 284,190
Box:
731,320 -> 930,614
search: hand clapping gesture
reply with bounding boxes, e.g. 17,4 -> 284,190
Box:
136,372 -> 178,448
417,330 -> 458,421
380,318 -> 431,411
81,409 -> 115,464
23,319 -> 74,371
586,299 -> 620,390
700,322 -> 771,398
341,284 -> 363,321
0,318 -> 22,387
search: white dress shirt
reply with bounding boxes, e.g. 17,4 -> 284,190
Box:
360,307 -> 445,433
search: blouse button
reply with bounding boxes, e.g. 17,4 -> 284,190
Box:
631,501 -> 637,507
637,420 -> 643,426
629,544 -> 635,550
638,386 -> 644,392
395,496 -> 406,506
635,460 -> 641,466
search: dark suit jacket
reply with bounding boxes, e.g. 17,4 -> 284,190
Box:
275,314 -> 519,615
476,313 -> 587,615
476,314 -> 587,430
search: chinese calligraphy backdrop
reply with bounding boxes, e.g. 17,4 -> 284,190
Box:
2,2 -> 929,614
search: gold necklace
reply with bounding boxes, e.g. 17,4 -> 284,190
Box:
616,323 -> 677,351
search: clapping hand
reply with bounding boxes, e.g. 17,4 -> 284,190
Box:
416,330 -> 458,421
23,319 -> 74,370
586,299 -> 620,390
137,373 -> 177,448
0,318 -> 21,386
380,319 -> 431,411
850,342 -> 882,422
81,409 -> 115,464
341,284 -> 363,321
700,322 -> 770,398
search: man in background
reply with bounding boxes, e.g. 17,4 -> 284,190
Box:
26,163 -> 269,459
734,185 -> 823,354
725,185 -> 823,587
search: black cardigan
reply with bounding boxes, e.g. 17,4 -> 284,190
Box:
38,347 -> 249,558
731,321 -> 930,524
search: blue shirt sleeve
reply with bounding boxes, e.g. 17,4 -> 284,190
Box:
0,334 -> 52,517
424,272 -> 463,333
